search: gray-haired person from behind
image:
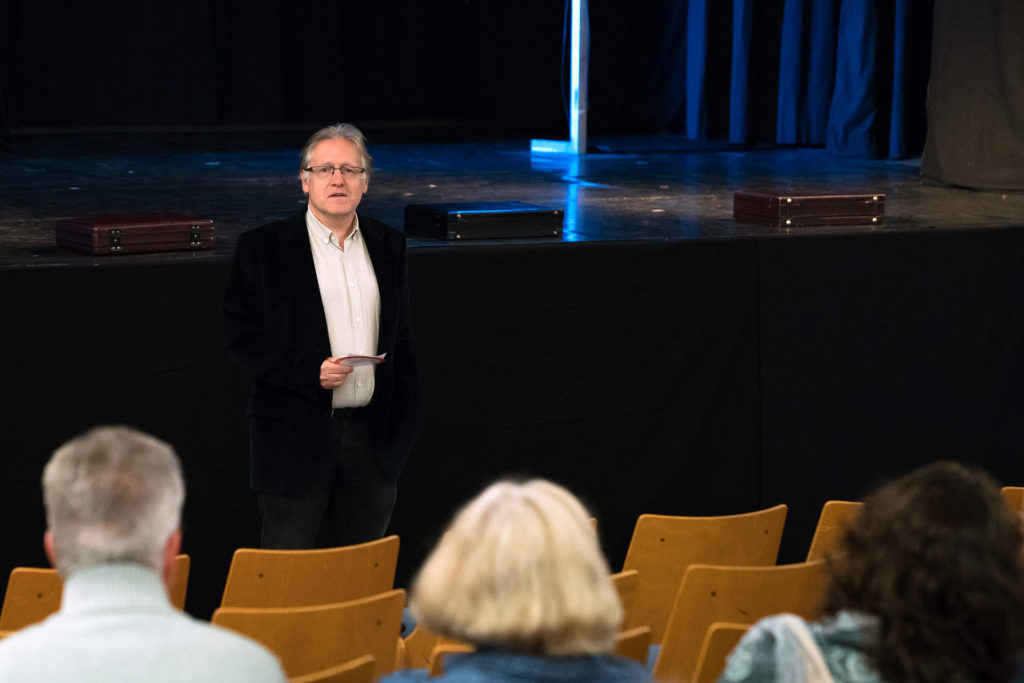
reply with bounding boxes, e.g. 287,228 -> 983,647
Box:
0,426 -> 287,682
382,478 -> 653,682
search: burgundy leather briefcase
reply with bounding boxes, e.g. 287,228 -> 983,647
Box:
733,190 -> 885,227
56,213 -> 215,255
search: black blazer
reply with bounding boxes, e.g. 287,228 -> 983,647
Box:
223,210 -> 420,493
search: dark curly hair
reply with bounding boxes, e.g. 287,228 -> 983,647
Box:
821,461 -> 1024,682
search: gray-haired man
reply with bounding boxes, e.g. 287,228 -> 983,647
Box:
0,426 -> 287,682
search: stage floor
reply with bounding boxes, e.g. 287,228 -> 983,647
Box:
2,130 -> 1022,267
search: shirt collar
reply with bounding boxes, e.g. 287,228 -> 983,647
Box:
306,208 -> 361,249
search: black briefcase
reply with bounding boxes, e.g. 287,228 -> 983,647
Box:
733,190 -> 885,227
404,202 -> 563,240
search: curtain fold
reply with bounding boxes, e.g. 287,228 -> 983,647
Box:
684,0 -> 710,140
826,1 -> 877,156
728,0 -> 754,143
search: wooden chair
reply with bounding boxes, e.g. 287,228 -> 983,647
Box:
652,559 -> 830,683
1002,486 -> 1024,513
427,642 -> 475,677
0,568 -> 62,632
212,589 -> 405,678
168,553 -> 191,610
805,500 -> 863,562
614,625 -> 652,665
691,622 -> 749,683
610,569 -> 639,627
288,654 -> 376,683
621,504 -> 787,643
401,623 -> 441,670
0,554 -> 190,631
220,536 -> 399,608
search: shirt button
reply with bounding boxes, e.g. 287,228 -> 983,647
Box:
356,317 -> 362,322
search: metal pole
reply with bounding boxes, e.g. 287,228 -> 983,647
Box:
569,0 -> 588,154
531,0 -> 589,155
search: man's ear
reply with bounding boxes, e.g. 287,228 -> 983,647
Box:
43,530 -> 57,569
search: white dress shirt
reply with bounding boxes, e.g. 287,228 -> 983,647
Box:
306,209 -> 381,408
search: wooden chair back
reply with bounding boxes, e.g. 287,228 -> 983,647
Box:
653,560 -> 829,683
220,536 -> 399,608
610,568 -> 640,627
621,504 -> 787,642
614,625 -> 652,665
168,553 -> 191,610
0,554 -> 190,631
211,589 -> 405,678
401,623 -> 440,670
1002,486 -> 1024,513
288,654 -> 376,683
691,622 -> 749,683
805,500 -> 863,562
0,568 -> 61,632
427,642 -> 475,677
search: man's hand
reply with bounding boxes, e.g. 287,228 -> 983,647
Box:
320,358 -> 354,390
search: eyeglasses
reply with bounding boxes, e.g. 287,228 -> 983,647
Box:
305,165 -> 366,179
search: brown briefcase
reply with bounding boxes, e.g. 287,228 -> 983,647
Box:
733,190 -> 885,227
55,213 -> 215,255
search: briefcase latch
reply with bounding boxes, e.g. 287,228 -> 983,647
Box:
108,228 -> 123,253
189,225 -> 203,248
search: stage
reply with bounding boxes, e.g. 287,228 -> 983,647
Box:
3,131 -> 1022,259
2,130 -> 1024,619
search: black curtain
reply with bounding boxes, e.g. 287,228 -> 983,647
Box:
921,0 -> 1024,190
2,0 -> 564,134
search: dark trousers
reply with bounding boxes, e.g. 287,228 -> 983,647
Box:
257,413 -> 396,549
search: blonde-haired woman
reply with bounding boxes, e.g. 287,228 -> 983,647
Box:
384,479 -> 651,682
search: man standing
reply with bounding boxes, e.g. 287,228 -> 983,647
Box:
0,426 -> 287,681
224,123 -> 419,549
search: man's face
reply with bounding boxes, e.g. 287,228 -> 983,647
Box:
301,138 -> 368,227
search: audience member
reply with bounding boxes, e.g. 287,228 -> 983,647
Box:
719,461 -> 1024,682
0,426 -> 287,682
383,479 -> 652,682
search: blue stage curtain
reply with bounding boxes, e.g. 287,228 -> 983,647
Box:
728,0 -> 754,143
888,0 -> 910,159
827,1 -> 878,156
668,0 -> 929,158
684,0 -> 710,140
776,0 -> 838,146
